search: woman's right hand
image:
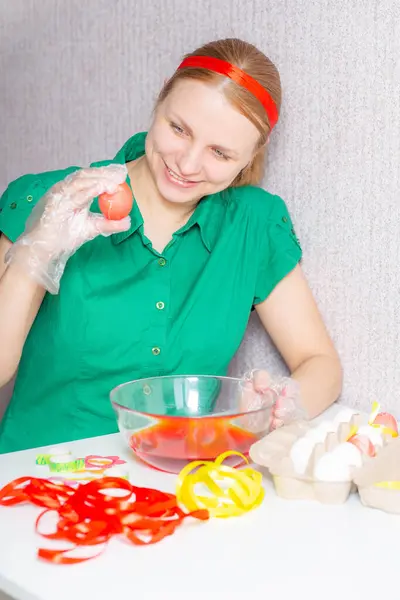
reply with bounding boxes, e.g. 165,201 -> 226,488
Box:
4,164 -> 131,294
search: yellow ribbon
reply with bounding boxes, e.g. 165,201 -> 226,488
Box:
368,401 -> 380,424
48,458 -> 85,473
36,454 -> 52,466
373,481 -> 400,490
346,425 -> 359,440
176,451 -> 264,518
368,401 -> 398,438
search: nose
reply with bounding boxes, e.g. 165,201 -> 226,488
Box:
176,145 -> 202,177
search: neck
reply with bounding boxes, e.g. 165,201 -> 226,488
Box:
128,156 -> 197,226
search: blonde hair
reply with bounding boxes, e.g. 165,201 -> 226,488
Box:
156,38 -> 282,187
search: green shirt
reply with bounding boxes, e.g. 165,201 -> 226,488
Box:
0,132 -> 302,453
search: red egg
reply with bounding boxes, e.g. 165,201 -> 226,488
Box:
347,434 -> 376,457
372,412 -> 398,435
98,182 -> 133,220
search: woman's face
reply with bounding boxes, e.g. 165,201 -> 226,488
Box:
145,78 -> 260,205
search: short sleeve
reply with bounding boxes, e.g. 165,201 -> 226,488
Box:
0,174 -> 48,242
253,193 -> 303,305
0,167 -> 80,243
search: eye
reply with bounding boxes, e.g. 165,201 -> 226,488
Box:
212,148 -> 229,160
170,122 -> 186,135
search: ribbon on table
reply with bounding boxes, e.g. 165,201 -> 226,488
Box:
176,451 -> 264,518
0,476 -> 208,564
48,457 -> 85,473
35,452 -> 128,482
0,452 -> 265,563
84,455 -> 126,471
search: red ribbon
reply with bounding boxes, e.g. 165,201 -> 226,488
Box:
84,455 -> 126,471
178,56 -> 279,130
0,476 -> 209,564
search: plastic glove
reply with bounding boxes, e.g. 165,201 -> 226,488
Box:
4,164 -> 131,294
240,369 -> 306,433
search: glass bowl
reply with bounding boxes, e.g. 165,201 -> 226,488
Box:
110,374 -> 277,473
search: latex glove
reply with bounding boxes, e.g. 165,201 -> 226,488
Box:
5,164 -> 131,294
240,369 -> 306,433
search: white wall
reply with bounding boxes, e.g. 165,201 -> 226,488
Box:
1,0 -> 400,417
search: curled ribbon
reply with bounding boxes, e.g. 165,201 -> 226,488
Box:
36,452 -> 128,483
48,458 -> 85,473
84,455 -> 126,471
176,451 -> 264,518
36,454 -> 53,466
0,476 -> 208,564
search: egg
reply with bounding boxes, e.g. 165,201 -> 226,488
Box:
314,453 -> 352,482
99,182 -> 133,220
347,433 -> 376,457
314,442 -> 363,482
331,442 -> 363,467
289,436 -> 318,474
372,412 -> 398,436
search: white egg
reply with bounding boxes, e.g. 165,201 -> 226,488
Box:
290,437 -> 318,474
314,453 -> 352,482
313,442 -> 362,482
331,442 -> 363,466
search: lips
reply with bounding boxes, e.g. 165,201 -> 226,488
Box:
167,165 -> 193,183
163,161 -> 200,189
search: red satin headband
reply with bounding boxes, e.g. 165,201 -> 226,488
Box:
177,55 -> 279,130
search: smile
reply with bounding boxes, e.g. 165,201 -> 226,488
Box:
164,162 -> 200,188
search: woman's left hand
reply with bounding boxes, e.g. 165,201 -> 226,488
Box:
240,369 -> 306,433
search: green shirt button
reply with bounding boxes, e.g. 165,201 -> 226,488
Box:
27,195 -> 33,202
156,301 -> 165,310
143,384 -> 152,395
282,216 -> 288,223
158,258 -> 166,267
152,347 -> 161,356
10,202 -> 17,209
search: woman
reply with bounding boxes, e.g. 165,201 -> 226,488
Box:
0,38 -> 342,453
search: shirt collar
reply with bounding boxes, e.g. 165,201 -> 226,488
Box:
97,132 -> 228,251
176,191 -> 228,252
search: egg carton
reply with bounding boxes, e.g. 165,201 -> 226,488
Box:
352,436 -> 400,514
249,413 -> 377,505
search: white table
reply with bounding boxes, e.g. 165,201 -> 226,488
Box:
0,404 -> 398,600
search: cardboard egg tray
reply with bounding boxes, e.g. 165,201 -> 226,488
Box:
249,414 -> 393,505
352,436 -> 400,514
